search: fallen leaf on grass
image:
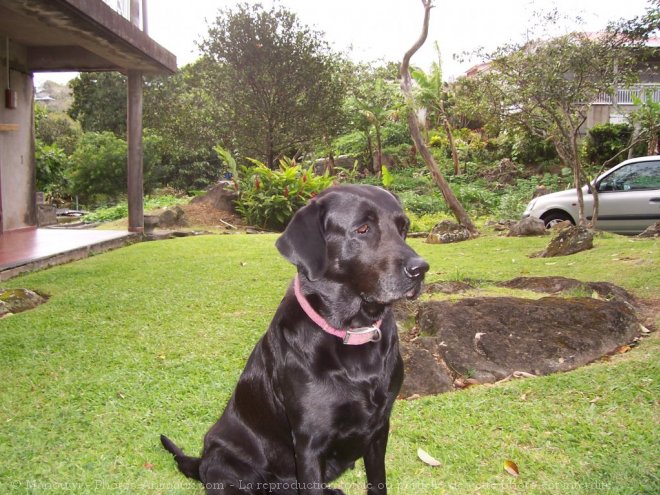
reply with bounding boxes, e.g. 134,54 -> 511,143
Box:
503,460 -> 520,477
143,462 -> 154,470
417,448 -> 441,467
616,345 -> 632,354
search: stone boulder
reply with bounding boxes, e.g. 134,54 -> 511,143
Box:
637,221 -> 660,238
426,221 -> 472,244
398,295 -> 641,397
190,183 -> 238,213
485,220 -> 517,232
536,225 -> 593,257
0,288 -> 48,317
158,205 -> 188,228
507,217 -> 546,237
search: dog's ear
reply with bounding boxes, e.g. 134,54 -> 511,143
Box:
276,200 -> 327,281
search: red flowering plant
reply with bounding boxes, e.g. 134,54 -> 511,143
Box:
236,157 -> 333,231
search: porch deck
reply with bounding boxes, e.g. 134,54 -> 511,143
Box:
0,228 -> 138,281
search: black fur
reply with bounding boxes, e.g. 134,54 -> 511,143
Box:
161,185 -> 429,494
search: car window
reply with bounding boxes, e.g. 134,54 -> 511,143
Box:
598,160 -> 660,192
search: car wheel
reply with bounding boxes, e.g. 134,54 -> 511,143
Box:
541,211 -> 574,229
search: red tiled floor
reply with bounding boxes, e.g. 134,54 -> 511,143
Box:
0,228 -> 134,269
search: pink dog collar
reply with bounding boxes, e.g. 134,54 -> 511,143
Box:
293,275 -> 382,345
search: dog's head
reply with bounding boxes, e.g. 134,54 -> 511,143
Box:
276,184 -> 429,305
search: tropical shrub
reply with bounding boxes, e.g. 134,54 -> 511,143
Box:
236,158 -> 334,230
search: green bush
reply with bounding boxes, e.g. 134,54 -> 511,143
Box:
496,131 -> 558,165
398,190 -> 445,215
35,140 -> 70,201
69,131 -> 163,206
453,183 -> 499,215
83,203 -> 129,223
585,123 -> 633,166
236,158 -> 334,231
83,194 -> 188,224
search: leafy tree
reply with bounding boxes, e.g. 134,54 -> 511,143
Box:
35,105 -> 82,155
68,72 -> 127,136
352,76 -> 402,174
68,131 -> 162,205
615,0 -> 660,40
143,61 -> 227,190
198,3 -> 347,168
469,18 -> 641,226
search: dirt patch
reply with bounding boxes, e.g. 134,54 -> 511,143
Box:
150,202 -> 246,232
399,276 -> 648,399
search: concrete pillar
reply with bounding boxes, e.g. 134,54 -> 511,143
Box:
127,70 -> 143,233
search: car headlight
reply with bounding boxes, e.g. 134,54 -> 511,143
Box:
523,198 -> 538,215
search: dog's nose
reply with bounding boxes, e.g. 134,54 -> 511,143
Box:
404,258 -> 430,279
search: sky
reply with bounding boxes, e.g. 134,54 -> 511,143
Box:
35,0 -> 652,87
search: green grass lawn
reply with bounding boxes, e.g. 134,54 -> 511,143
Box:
0,233 -> 658,494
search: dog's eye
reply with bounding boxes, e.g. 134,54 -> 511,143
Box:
356,224 -> 370,234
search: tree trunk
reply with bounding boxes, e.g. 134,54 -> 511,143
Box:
649,133 -> 659,155
400,0 -> 477,235
366,131 -> 374,174
438,100 -> 460,175
374,124 -> 383,176
443,117 -> 460,175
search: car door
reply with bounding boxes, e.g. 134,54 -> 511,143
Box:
592,159 -> 660,234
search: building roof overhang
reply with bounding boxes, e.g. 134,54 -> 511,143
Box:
0,0 -> 176,75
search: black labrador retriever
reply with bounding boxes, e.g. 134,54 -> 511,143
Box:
161,184 -> 429,494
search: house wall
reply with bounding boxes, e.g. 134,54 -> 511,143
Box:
586,104 -> 611,129
0,38 -> 35,232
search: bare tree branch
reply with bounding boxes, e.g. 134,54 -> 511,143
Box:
400,0 -> 478,235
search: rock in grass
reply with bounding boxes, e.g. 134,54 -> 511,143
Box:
158,205 -> 188,228
507,217 -> 546,237
637,221 -> 660,238
426,221 -> 471,244
536,225 -> 593,257
0,288 -> 48,316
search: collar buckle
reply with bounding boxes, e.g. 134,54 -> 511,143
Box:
343,326 -> 382,346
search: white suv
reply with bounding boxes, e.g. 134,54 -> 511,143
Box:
522,155 -> 660,234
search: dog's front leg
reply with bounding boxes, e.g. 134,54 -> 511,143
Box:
291,438 -> 345,495
363,423 -> 390,495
